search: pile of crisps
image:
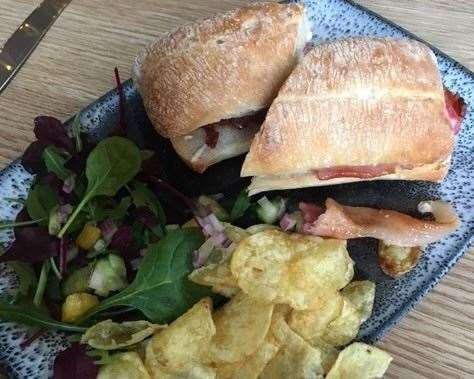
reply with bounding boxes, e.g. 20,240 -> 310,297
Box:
97,229 -> 392,379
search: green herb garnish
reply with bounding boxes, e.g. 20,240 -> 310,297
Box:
42,145 -> 73,181
129,181 -> 166,224
230,190 -> 252,221
58,137 -> 141,237
25,183 -> 58,226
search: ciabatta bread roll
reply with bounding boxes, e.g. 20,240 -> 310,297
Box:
242,37 -> 458,195
133,2 -> 311,140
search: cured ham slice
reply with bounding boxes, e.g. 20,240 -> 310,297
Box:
314,164 -> 403,181
298,202 -> 324,223
444,88 -> 466,135
303,198 -> 459,247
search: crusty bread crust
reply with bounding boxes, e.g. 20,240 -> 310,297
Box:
133,2 -> 309,138
247,159 -> 450,195
241,38 -> 454,181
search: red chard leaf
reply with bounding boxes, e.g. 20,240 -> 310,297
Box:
34,116 -> 74,153
113,67 -> 127,137
110,225 -> 134,255
53,343 -> 98,379
0,227 -> 59,263
22,141 -> 47,174
15,208 -> 31,223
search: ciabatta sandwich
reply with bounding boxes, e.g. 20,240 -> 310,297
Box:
133,2 -> 312,172
241,37 -> 464,195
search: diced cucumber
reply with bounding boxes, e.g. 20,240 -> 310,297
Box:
256,196 -> 286,224
62,265 -> 93,297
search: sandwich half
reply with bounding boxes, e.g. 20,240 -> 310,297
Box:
133,2 -> 312,172
241,37 -> 463,195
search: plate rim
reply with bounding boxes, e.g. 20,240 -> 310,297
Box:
0,0 -> 473,376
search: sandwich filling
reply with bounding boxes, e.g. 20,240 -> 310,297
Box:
247,160 -> 451,195
171,110 -> 268,173
202,110 -> 268,149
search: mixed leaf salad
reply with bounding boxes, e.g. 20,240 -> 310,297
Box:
0,69 -> 309,377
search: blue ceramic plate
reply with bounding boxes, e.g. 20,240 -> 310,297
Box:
0,0 -> 473,377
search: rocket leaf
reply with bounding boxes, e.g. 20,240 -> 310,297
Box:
0,298 -> 86,332
83,228 -> 211,323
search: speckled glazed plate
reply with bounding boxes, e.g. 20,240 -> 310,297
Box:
0,0 -> 473,377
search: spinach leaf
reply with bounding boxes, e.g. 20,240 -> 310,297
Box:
85,137 -> 141,197
89,197 -> 131,223
83,228 -> 211,323
9,261 -> 37,296
59,137 -> 141,237
26,183 -> 58,226
0,299 -> 86,332
130,181 -> 166,224
43,145 -> 73,181
230,190 -> 252,221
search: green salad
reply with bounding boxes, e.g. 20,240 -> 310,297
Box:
0,94 -> 297,377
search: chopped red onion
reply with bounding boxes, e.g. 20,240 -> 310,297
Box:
100,219 -> 118,242
206,213 -> 224,232
193,211 -> 236,267
62,174 -> 76,194
280,213 -> 297,231
198,220 -> 215,237
209,231 -> 228,246
193,238 -> 215,268
57,204 -> 73,224
196,212 -> 225,237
